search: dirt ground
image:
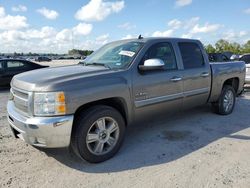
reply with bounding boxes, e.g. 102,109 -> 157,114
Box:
0,61 -> 250,188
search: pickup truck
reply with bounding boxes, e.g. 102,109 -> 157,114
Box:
7,37 -> 246,163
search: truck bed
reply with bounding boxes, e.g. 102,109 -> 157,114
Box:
209,61 -> 246,102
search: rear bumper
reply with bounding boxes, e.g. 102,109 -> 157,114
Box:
7,101 -> 74,148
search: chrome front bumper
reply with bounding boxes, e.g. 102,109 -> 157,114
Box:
7,101 -> 74,148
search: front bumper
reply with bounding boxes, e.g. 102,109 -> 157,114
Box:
7,101 -> 74,148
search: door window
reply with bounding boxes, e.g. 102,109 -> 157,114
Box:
7,61 -> 25,69
179,42 -> 205,69
143,42 -> 177,70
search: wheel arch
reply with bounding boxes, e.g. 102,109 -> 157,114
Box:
73,97 -> 129,126
223,77 -> 239,93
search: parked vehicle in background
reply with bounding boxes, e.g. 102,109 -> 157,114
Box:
240,54 -> 250,87
208,53 -> 230,62
0,59 -> 48,86
240,54 -> 250,64
230,54 -> 241,60
26,57 -> 36,61
245,64 -> 250,87
7,37 -> 245,163
35,56 -> 52,62
222,51 -> 233,59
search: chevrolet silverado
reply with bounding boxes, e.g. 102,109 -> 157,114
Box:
7,37 -> 246,163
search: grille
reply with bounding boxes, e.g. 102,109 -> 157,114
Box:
11,88 -> 29,115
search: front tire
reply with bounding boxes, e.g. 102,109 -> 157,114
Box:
71,105 -> 126,163
212,85 -> 236,115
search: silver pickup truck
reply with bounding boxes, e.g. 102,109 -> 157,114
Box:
7,38 -> 245,163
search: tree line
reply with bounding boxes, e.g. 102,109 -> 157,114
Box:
68,49 -> 94,56
205,39 -> 250,54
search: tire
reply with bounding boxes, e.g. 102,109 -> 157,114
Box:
71,105 -> 126,163
211,85 -> 236,115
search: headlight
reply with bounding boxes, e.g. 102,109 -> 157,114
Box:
34,92 -> 66,116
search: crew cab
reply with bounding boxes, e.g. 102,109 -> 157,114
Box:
7,38 -> 245,163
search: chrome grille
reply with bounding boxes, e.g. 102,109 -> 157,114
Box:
11,88 -> 29,115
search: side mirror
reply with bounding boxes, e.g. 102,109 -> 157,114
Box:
138,59 -> 165,71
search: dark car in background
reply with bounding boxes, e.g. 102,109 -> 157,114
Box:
208,53 -> 230,62
0,59 -> 48,86
240,54 -> 250,64
35,56 -> 52,62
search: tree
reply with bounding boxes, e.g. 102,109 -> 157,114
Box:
68,49 -> 94,56
205,44 -> 216,53
242,40 -> 250,54
211,39 -> 245,54
215,39 -> 231,52
230,42 -> 241,54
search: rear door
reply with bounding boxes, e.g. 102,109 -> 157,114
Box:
133,41 -> 183,120
177,42 -> 211,109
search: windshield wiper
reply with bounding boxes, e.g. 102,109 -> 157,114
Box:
85,62 -> 111,69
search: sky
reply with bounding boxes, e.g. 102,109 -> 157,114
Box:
0,0 -> 250,53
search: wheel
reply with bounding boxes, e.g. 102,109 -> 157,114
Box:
211,85 -> 236,115
71,105 -> 126,163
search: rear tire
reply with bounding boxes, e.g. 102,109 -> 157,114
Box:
71,105 -> 126,163
212,85 -> 236,115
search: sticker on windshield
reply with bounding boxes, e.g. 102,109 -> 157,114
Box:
119,50 -> 135,57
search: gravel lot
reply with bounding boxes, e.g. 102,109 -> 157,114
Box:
0,60 -> 250,188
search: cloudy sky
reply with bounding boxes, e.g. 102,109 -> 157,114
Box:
0,0 -> 250,53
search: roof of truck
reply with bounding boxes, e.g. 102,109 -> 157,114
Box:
119,37 -> 200,43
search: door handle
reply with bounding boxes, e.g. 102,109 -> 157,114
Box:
201,72 -> 209,77
171,77 -> 182,82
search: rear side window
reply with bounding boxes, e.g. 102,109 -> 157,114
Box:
0,62 -> 3,69
179,42 -> 204,69
7,61 -> 25,68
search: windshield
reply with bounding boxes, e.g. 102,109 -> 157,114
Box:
82,41 -> 144,69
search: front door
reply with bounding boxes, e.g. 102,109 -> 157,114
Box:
132,41 -> 183,121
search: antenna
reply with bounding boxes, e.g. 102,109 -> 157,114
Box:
138,34 -> 143,39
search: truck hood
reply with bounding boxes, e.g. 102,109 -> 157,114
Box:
12,64 -> 110,91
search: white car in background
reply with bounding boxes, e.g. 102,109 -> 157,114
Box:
240,54 -> 250,87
